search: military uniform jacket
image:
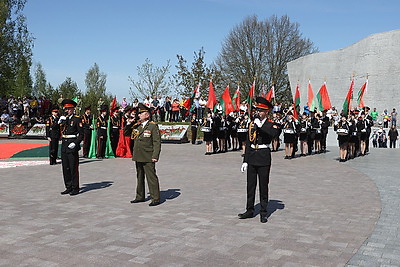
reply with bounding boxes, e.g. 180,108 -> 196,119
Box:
96,115 -> 108,137
46,115 -> 60,139
81,113 -> 92,132
111,114 -> 121,129
244,120 -> 279,166
126,121 -> 161,162
60,115 -> 84,153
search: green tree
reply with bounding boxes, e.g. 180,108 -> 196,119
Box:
0,0 -> 34,96
57,77 -> 80,100
129,58 -> 172,100
82,63 -> 111,116
216,15 -> 317,103
33,62 -> 48,97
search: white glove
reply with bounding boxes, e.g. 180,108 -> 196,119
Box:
241,163 -> 248,173
68,142 -> 76,149
58,116 -> 66,124
334,121 -> 338,126
254,118 -> 262,128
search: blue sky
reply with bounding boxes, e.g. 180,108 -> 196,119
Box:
24,0 -> 399,101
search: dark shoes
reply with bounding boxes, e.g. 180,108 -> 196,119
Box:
61,188 -> 72,195
69,190 -> 79,196
238,211 -> 253,219
130,199 -> 145,204
260,214 -> 268,223
149,201 -> 160,206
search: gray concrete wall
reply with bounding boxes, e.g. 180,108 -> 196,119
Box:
287,29 -> 400,116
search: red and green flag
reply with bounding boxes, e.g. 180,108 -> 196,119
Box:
307,80 -> 318,111
357,79 -> 368,108
316,82 -> 332,111
220,85 -> 235,115
293,84 -> 300,120
265,85 -> 275,102
246,80 -> 255,115
343,79 -> 355,116
183,82 -> 200,111
206,79 -> 217,110
232,84 -> 241,112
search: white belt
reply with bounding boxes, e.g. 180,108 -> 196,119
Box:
112,126 -> 119,129
251,144 -> 270,149
100,127 -> 107,129
62,134 -> 77,138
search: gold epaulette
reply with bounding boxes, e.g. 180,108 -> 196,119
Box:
149,121 -> 156,124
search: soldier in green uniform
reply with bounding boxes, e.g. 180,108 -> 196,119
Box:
125,103 -> 162,206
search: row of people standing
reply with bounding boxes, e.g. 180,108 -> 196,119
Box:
334,109 -> 373,162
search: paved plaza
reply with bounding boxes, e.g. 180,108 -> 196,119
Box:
0,138 -> 399,266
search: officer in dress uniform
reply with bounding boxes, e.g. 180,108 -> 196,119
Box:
110,107 -> 121,156
125,103 -> 162,206
320,110 -> 330,153
45,106 -> 60,165
96,105 -> 108,159
81,106 -> 93,158
363,107 -> 373,153
59,99 -> 84,196
239,97 -> 279,223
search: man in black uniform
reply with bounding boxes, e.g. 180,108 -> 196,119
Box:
59,99 -> 84,196
320,110 -> 330,153
96,105 -> 108,159
45,106 -> 60,165
81,106 -> 93,158
239,97 -> 279,223
110,107 -> 121,156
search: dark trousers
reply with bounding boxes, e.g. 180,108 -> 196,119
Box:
135,162 -> 160,202
61,151 -> 80,191
111,129 -> 119,156
82,130 -> 91,157
49,138 -> 59,165
390,139 -> 397,148
97,136 -> 106,158
191,126 -> 197,144
246,164 -> 270,216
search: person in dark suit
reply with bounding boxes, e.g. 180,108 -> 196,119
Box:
45,106 -> 60,165
125,103 -> 162,206
59,99 -> 84,196
96,105 -> 108,159
110,107 -> 121,156
81,106 -> 93,158
239,97 -> 279,223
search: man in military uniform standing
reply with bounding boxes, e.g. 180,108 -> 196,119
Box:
59,99 -> 84,196
96,105 -> 108,159
45,106 -> 60,165
110,107 -> 121,156
81,106 -> 93,158
125,103 -> 162,206
239,97 -> 279,223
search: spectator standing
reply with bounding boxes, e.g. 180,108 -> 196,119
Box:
382,109 -> 390,128
121,97 -> 128,109
388,125 -> 399,148
171,98 -> 180,122
391,108 -> 398,126
164,96 -> 171,122
370,108 -> 379,124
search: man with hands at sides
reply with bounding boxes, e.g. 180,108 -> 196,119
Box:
239,97 -> 279,223
59,99 -> 84,196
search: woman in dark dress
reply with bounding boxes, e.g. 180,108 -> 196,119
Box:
202,112 -> 213,155
282,112 -> 297,159
298,113 -> 309,156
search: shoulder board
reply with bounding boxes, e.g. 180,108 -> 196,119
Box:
149,121 -> 156,124
268,119 -> 274,123
74,115 -> 80,118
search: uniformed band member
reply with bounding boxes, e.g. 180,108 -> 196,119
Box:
81,106 -> 93,158
110,107 -> 121,156
125,103 -> 162,206
239,97 -> 279,223
190,113 -> 198,145
96,105 -> 108,159
201,111 -> 213,155
334,115 -> 350,162
59,99 -> 84,195
45,106 -> 60,165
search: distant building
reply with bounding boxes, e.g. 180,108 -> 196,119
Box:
287,29 -> 400,114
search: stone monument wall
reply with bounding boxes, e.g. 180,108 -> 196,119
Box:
287,29 -> 400,115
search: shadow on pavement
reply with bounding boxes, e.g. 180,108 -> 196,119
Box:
254,199 -> 285,218
80,181 -> 114,193
160,188 -> 181,203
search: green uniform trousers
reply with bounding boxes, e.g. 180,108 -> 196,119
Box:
135,161 -> 160,202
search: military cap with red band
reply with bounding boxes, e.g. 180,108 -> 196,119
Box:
61,99 -> 77,108
255,97 -> 273,110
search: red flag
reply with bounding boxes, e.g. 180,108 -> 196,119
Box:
265,85 -> 275,102
182,97 -> 191,110
307,80 -> 317,111
232,85 -> 241,112
206,79 -> 217,110
316,82 -> 332,111
293,84 -> 300,120
221,85 -> 235,115
357,79 -> 368,108
343,79 -> 354,116
110,96 -> 117,115
194,82 -> 201,98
